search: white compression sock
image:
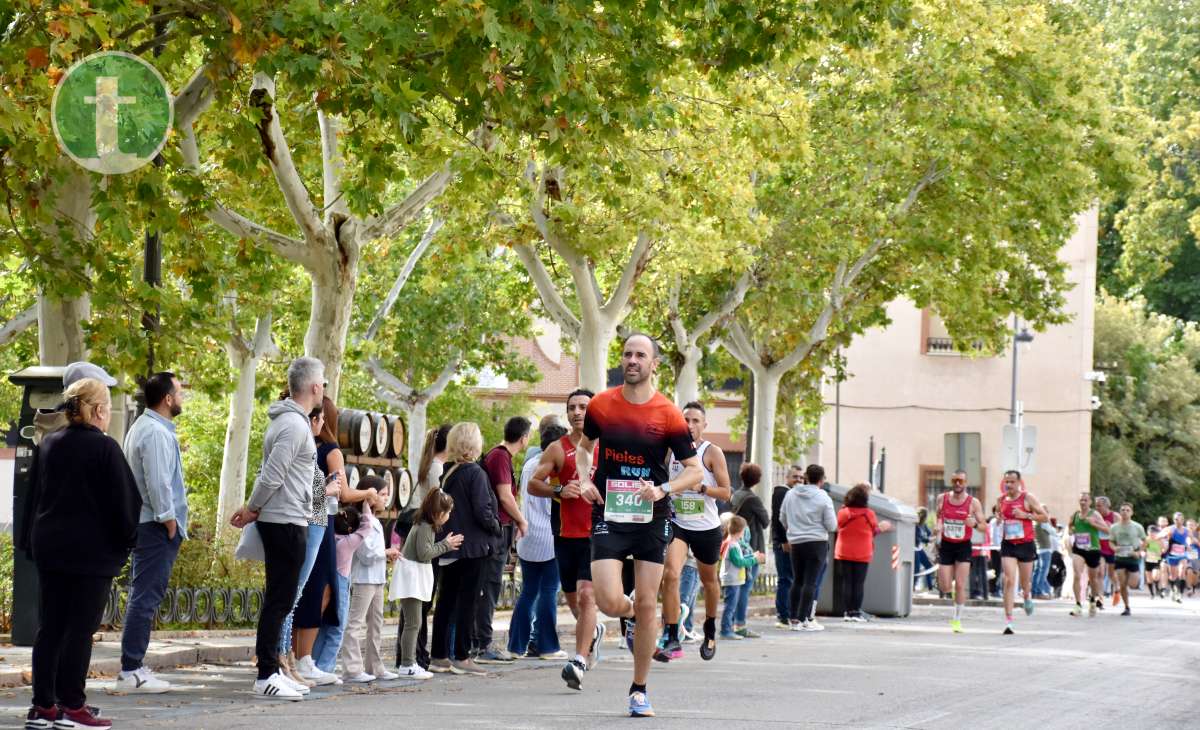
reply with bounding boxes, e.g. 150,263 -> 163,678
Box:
953,603 -> 964,620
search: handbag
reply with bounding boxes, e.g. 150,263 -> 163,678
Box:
234,522 -> 265,562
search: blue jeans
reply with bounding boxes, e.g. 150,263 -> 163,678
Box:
812,555 -> 828,608
313,573 -> 350,673
278,523 -> 325,656
720,585 -> 741,635
507,558 -> 561,656
1033,550 -> 1052,596
773,545 -> 793,623
914,548 -> 935,590
120,522 -> 182,671
679,563 -> 701,632
734,561 -> 758,626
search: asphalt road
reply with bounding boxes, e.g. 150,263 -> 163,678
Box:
3,595 -> 1197,729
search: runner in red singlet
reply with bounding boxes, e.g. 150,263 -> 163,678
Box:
936,469 -> 989,633
529,389 -> 603,691
994,470 -> 1048,635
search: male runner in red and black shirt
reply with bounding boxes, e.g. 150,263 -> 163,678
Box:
576,333 -> 701,718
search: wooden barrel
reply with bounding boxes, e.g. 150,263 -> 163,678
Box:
371,412 -> 389,457
384,414 -> 405,459
345,463 -> 361,492
393,468 -> 413,512
337,409 -> 373,456
381,468 -> 396,508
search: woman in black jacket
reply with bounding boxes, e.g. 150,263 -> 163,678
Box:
26,377 -> 141,730
428,422 -> 501,675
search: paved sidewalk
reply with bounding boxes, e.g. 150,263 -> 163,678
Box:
0,598 -> 777,688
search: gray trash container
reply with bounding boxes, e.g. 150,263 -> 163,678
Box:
815,483 -> 919,618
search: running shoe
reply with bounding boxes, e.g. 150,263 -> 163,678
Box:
628,691 -> 655,718
1023,598 -> 1034,616
1121,607 -> 1131,616
1003,625 -> 1014,635
775,620 -> 791,630
588,622 -> 606,668
664,638 -> 684,660
1069,603 -> 1082,616
802,621 -> 825,632
789,621 -> 806,632
561,659 -> 585,691
1094,597 -> 1105,611
699,625 -> 717,661
1088,601 -> 1097,617
539,650 -> 568,661
735,627 -> 761,639
652,646 -> 672,663
475,646 -> 516,664
843,613 -> 867,623
949,619 -> 963,634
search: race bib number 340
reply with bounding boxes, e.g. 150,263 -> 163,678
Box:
604,479 -> 653,524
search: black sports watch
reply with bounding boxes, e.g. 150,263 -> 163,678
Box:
553,484 -> 564,496
699,484 -> 708,496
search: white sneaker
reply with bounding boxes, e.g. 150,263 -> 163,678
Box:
790,621 -> 807,632
296,655 -> 338,686
539,650 -> 568,660
114,667 -> 171,694
396,665 -> 433,680
345,672 -> 376,683
254,673 -> 304,701
374,670 -> 399,681
803,620 -> 825,632
275,673 -> 311,695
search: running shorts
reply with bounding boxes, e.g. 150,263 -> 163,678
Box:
591,518 -> 673,565
1000,540 -> 1037,563
1144,560 -> 1160,571
1073,547 -> 1101,569
555,536 -> 592,590
1101,552 -> 1115,565
671,524 -> 723,565
1114,557 -> 1140,573
1165,554 -> 1186,566
937,540 -> 972,565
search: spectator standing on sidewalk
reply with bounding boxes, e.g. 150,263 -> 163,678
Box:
1033,515 -> 1055,598
719,516 -> 762,639
117,372 -> 189,694
230,357 -> 326,701
509,421 -> 568,659
731,463 -> 769,637
770,465 -> 804,628
474,417 -> 531,663
780,465 -> 837,631
24,375 -> 141,730
834,483 -> 894,622
914,508 -> 935,592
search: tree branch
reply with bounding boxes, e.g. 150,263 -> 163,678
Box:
666,273 -> 688,349
250,311 -> 280,359
249,73 -> 325,246
359,165 -> 453,242
365,352 -> 462,407
0,304 -> 36,346
693,267 -> 754,338
364,357 -> 416,401
512,242 -> 582,339
723,319 -> 766,373
601,229 -> 654,319
362,217 -> 443,342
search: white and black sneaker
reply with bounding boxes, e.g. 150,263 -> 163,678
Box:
561,659 -> 586,691
113,667 -> 170,694
253,673 -> 304,701
588,622 -> 606,669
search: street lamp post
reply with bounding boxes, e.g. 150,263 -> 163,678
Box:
1010,314 -> 1035,467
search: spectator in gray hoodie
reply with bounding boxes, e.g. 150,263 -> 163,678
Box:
780,464 -> 836,631
231,357 -> 324,700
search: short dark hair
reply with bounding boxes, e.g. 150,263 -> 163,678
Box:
567,388 -> 594,402
682,401 -> 705,414
844,483 -> 870,508
805,464 -> 825,485
359,474 -> 385,493
504,416 -> 532,444
1003,470 -> 1021,479
540,423 -> 568,451
622,332 -> 661,358
418,487 -> 454,526
143,371 -> 176,408
739,462 -> 762,488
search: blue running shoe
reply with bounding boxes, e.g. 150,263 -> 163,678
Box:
628,691 -> 655,718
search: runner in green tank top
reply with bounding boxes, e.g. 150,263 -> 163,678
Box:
1144,521 -> 1166,598
1067,493 -> 1108,617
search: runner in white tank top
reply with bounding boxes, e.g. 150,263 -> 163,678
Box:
657,402 -> 732,663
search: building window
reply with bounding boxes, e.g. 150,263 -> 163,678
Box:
918,465 -> 986,514
920,310 -> 986,356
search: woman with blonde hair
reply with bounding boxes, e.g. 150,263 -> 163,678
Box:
428,422 -> 502,675
25,378 -> 141,729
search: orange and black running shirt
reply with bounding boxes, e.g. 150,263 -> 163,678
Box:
583,386 -> 696,529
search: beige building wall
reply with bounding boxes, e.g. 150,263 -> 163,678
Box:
811,208 -> 1098,523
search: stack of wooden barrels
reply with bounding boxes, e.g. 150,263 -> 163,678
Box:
336,409 -> 413,516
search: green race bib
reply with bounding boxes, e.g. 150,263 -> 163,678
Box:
673,494 -> 705,517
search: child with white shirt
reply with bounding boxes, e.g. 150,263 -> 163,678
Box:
340,476 -> 400,682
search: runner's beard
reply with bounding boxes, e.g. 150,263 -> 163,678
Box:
623,366 -> 649,385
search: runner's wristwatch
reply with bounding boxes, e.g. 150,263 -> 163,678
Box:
553,484 -> 564,496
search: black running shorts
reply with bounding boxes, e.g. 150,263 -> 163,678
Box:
937,540 -> 972,565
1101,552 -> 1116,565
670,524 -> 723,565
1000,540 -> 1037,563
591,518 -> 673,565
1073,547 -> 1102,569
1114,557 -> 1140,573
555,536 -> 592,591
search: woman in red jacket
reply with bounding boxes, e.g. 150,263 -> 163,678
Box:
835,483 -> 894,622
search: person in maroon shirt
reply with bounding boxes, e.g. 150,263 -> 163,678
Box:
474,417 -> 530,663
575,333 -> 701,718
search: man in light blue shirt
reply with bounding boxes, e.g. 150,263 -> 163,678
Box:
117,372 -> 188,693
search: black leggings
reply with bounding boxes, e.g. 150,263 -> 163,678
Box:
839,559 -> 869,615
32,569 -> 112,709
431,556 -> 484,661
788,541 -> 828,621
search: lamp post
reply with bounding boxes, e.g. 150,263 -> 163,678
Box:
1010,315 -> 1035,467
